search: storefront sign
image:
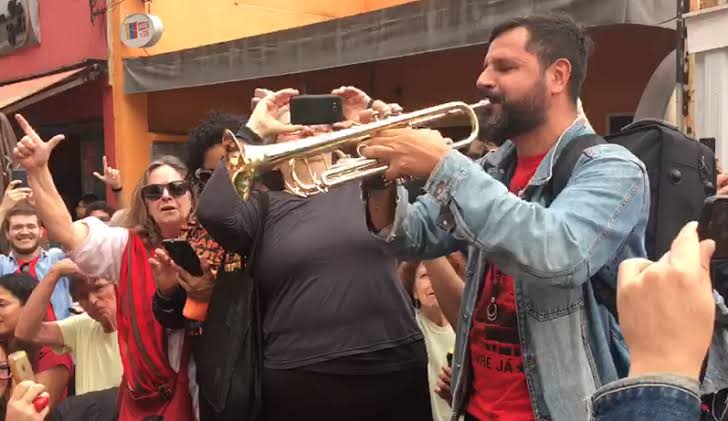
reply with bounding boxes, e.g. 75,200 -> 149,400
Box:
0,0 -> 40,56
120,13 -> 163,48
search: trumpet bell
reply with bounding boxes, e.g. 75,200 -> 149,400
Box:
222,129 -> 257,201
221,100 -> 486,201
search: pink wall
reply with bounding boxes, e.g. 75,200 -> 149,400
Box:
0,1 -> 108,82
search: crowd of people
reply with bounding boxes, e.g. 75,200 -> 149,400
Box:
0,12 -> 724,421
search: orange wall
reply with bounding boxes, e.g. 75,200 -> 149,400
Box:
110,0 -> 420,201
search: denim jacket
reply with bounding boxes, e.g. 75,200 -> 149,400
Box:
0,248 -> 73,320
590,374 -> 701,421
369,119 -> 649,420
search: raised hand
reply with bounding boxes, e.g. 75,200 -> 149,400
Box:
51,258 -> 81,277
13,114 -> 64,171
332,86 -> 373,121
1,180 -> 32,210
150,248 -> 216,302
6,381 -> 50,421
618,221 -> 715,380
246,88 -> 303,139
149,249 -> 181,298
332,86 -> 401,123
93,155 -> 122,190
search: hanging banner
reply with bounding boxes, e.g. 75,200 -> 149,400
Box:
0,0 -> 40,56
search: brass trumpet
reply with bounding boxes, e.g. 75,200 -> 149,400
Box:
222,100 -> 488,201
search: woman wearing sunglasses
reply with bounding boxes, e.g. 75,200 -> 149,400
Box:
11,114 -> 204,421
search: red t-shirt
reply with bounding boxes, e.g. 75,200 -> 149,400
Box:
14,257 -> 73,398
33,346 -> 74,401
15,257 -> 58,323
467,153 -> 546,421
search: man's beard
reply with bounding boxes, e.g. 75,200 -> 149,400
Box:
11,238 -> 39,255
477,82 -> 548,146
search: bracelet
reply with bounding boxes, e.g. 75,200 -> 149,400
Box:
239,125 -> 264,145
366,98 -> 375,109
111,186 -> 123,192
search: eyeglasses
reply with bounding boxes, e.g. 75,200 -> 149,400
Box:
0,363 -> 10,380
194,168 -> 213,184
91,278 -> 113,290
140,181 -> 190,201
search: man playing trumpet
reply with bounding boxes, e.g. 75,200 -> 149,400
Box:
360,14 -> 649,421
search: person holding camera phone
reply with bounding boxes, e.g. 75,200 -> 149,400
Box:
10,113 -> 211,420
0,181 -> 32,228
360,15 -> 649,421
195,87 -> 431,421
0,343 -> 51,421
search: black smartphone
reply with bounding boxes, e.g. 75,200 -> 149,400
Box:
162,239 -> 203,276
699,137 -> 716,154
290,94 -> 344,125
11,169 -> 28,188
698,196 -> 728,261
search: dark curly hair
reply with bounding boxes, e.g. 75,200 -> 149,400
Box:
186,111 -> 246,172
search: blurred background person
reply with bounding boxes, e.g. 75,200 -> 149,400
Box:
15,259 -> 122,396
83,202 -> 114,224
400,252 -> 465,421
186,111 -> 245,195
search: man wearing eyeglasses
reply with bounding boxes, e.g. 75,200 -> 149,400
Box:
15,258 -> 122,395
0,205 -> 73,321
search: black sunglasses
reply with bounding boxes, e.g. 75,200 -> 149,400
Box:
194,168 -> 213,184
141,180 -> 190,201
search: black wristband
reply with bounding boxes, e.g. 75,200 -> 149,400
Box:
238,125 -> 264,145
111,186 -> 123,192
366,98 -> 375,109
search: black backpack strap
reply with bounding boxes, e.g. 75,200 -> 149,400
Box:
543,134 -> 618,318
544,134 -> 606,203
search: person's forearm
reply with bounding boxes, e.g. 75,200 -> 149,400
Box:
26,166 -> 86,250
423,258 -> 464,328
15,269 -> 59,343
0,203 -> 10,229
113,189 -> 127,209
36,367 -> 69,410
366,187 -> 397,232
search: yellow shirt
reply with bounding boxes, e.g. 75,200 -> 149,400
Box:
54,313 -> 122,395
416,311 -> 456,421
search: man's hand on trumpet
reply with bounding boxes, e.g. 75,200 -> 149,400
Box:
361,128 -> 451,180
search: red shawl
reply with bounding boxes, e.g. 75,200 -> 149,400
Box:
116,232 -> 194,420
